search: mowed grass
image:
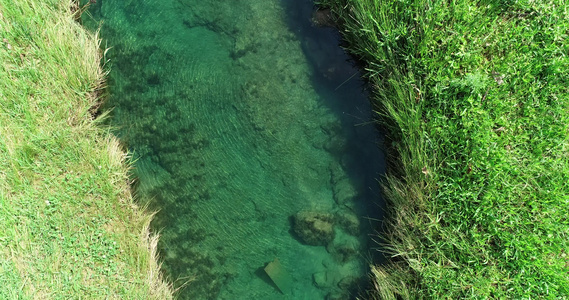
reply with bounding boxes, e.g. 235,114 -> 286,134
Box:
0,0 -> 172,298
319,0 -> 569,298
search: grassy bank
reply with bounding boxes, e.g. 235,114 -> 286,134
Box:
318,0 -> 569,298
0,0 -> 172,298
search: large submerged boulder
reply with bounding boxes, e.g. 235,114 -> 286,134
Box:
293,211 -> 335,246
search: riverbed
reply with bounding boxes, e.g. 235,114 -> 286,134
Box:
84,0 -> 383,298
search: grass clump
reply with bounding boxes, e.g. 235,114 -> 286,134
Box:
0,0 -> 172,298
318,0 -> 569,298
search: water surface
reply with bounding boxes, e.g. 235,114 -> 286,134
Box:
85,0 -> 383,298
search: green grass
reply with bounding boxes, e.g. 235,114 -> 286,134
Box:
0,0 -> 173,298
318,0 -> 569,298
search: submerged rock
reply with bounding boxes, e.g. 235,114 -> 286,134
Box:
312,8 -> 336,28
326,291 -> 350,300
326,232 -> 360,263
293,211 -> 335,246
313,271 -> 331,288
337,275 -> 358,290
327,242 -> 358,264
329,163 -> 359,207
313,271 -> 347,290
332,179 -> 358,207
335,210 -> 360,236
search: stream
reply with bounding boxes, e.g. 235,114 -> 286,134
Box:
84,0 -> 384,298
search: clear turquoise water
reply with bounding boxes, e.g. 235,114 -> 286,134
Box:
84,0 -> 383,299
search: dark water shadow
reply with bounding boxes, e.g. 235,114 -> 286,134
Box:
279,0 -> 387,265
